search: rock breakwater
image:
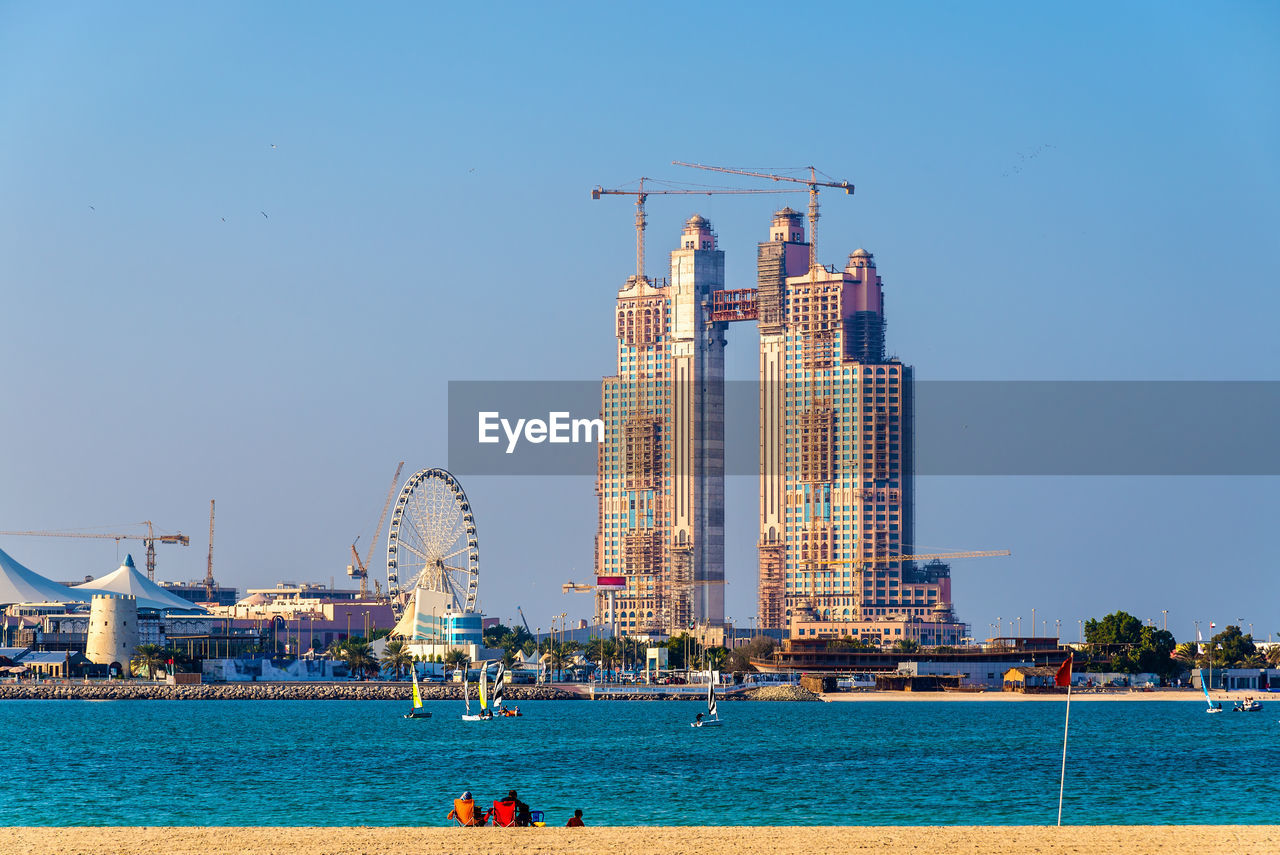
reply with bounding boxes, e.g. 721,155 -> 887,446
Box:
0,682 -> 576,701
744,684 -> 821,701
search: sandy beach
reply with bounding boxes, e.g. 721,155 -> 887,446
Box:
1,826 -> 1274,855
820,689 -> 1236,702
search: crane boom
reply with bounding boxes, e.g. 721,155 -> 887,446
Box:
672,162 -> 853,272
0,523 -> 191,581
349,461 -> 405,599
592,177 -> 797,281
516,606 -> 534,636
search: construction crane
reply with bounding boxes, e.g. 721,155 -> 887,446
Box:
591,178 -> 797,282
0,522 -> 190,581
348,461 -> 404,599
204,499 -> 216,602
672,163 -> 853,273
516,606 -> 534,637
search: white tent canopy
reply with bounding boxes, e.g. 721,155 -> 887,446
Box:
73,554 -> 207,613
0,546 -> 80,606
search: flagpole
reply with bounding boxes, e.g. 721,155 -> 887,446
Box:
1057,661 -> 1073,826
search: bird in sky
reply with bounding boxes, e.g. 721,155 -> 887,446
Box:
221,217 -> 226,222
271,144 -> 277,150
261,211 -> 268,219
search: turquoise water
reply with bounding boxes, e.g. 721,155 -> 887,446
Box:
0,699 -> 1276,826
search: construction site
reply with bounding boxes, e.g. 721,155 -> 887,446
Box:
590,164 -> 1009,644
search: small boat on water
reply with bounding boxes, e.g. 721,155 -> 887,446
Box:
1233,697 -> 1262,712
691,670 -> 723,728
491,663 -> 522,717
1203,661 -> 1223,714
403,668 -> 432,719
461,664 -> 489,722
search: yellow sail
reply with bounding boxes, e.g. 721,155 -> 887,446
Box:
479,664 -> 488,710
411,670 -> 423,709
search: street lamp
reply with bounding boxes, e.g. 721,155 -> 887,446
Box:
346,611 -> 352,641
1162,609 -> 1168,632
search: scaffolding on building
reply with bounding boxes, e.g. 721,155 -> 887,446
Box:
799,404 -> 835,483
757,541 -> 785,630
756,242 -> 787,332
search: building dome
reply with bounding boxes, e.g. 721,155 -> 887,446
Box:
685,214 -> 709,226
851,248 -> 872,258
774,207 -> 801,217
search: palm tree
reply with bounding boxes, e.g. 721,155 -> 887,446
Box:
327,637 -> 348,659
444,649 -> 469,676
549,642 -> 571,681
132,644 -> 168,680
705,646 -> 728,672
342,639 -> 379,680
381,639 -> 413,679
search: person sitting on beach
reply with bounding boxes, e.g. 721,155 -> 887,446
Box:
499,790 -> 532,827
566,809 -> 585,827
447,791 -> 483,827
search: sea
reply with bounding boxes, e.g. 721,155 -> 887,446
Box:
0,699 -> 1275,826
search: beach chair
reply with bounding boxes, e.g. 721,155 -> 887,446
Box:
530,810 -> 545,827
488,800 -> 517,827
448,798 -> 482,827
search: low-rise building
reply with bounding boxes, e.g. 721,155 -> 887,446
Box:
1003,665 -> 1064,692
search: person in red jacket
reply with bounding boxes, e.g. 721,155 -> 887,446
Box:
566,809 -> 585,827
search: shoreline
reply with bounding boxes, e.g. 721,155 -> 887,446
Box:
0,682 -> 1253,702
819,688 -> 1247,702
1,826 -> 1274,855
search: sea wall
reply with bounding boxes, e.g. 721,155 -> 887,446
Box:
0,682 -> 576,701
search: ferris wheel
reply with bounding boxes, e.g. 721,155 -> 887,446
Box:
385,468 -> 479,617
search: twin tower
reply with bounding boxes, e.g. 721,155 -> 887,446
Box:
595,210 -> 961,645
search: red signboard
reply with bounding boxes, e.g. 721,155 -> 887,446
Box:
596,575 -> 627,589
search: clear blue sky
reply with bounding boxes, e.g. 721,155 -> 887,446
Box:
1,2 -> 1276,642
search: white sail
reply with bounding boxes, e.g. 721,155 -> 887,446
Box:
707,670 -> 718,719
464,670 -> 471,715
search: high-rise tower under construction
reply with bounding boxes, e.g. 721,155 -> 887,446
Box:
595,215 -> 726,635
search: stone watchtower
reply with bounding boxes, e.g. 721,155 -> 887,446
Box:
85,594 -> 139,673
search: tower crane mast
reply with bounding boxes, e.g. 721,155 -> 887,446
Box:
591,178 -> 797,281
204,500 -> 216,601
672,162 -> 853,272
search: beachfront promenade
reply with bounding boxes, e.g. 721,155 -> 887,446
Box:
3,826 -> 1274,855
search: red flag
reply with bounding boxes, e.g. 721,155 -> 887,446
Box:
1055,654 -> 1073,687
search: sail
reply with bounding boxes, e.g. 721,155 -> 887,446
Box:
479,664 -> 488,710
707,670 -> 718,718
464,671 -> 471,714
411,669 -> 423,709
492,663 -> 505,708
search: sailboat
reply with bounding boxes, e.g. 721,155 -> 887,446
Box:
1203,659 -> 1223,714
461,662 -> 489,722
492,662 -> 522,717
403,668 -> 432,718
691,670 -> 723,727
